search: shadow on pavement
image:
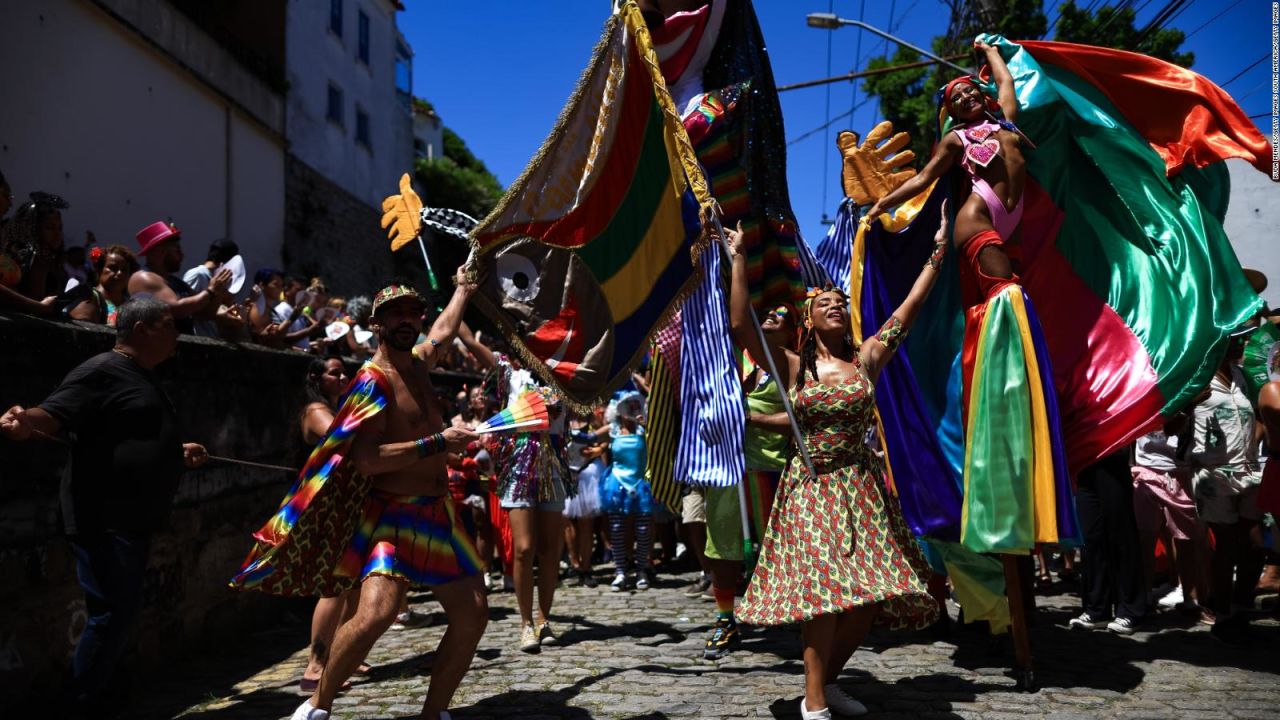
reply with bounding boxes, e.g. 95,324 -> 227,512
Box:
766,673 -> 995,719
553,614 -> 686,646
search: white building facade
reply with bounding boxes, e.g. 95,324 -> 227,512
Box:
0,0 -> 287,278
285,0 -> 414,208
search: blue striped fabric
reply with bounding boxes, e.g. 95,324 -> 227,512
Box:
675,241 -> 745,487
795,225 -> 833,290
812,198 -> 856,293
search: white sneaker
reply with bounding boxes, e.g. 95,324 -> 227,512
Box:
610,572 -> 628,592
1068,612 -> 1109,630
799,698 -> 833,720
1157,585 -> 1184,609
1107,617 -> 1137,635
291,700 -> 330,720
823,683 -> 868,716
482,573 -> 493,591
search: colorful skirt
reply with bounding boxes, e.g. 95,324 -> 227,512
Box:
600,467 -> 655,516
337,490 -> 483,587
737,454 -> 938,628
960,283 -> 1080,554
495,432 -> 572,507
564,459 -> 604,519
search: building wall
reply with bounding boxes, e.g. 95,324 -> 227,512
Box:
0,0 -> 286,277
414,108 -> 444,161
1223,159 -> 1280,308
286,0 -> 414,210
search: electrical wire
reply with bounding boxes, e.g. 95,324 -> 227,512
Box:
1220,53 -> 1268,88
1183,0 -> 1245,41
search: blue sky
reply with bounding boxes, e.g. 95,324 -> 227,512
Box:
401,1 -> 1271,243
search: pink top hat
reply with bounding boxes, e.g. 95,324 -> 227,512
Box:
136,220 -> 181,255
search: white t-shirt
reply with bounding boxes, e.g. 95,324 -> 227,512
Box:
1134,430 -> 1182,472
1189,366 -> 1259,472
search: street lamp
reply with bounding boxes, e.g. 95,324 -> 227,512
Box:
806,12 -> 972,75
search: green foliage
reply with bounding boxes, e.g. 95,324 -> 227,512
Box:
861,0 -> 1189,160
414,155 -> 504,221
412,108 -> 504,220
1053,1 -> 1193,67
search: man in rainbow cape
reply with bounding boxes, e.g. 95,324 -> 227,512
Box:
850,33 -> 1270,636
231,278 -> 488,720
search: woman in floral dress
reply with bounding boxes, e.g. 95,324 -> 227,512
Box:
726,214 -> 948,720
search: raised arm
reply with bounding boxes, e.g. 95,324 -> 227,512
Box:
860,205 -> 950,380
128,268 -> 230,319
866,135 -> 961,219
457,320 -> 495,371
725,222 -> 798,392
414,266 -> 477,368
975,39 -> 1018,122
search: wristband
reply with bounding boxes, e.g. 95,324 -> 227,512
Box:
415,432 -> 447,458
925,239 -> 946,270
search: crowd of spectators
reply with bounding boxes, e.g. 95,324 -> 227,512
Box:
0,171 -> 487,374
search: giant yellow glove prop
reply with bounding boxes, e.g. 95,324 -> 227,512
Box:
838,122 -> 934,233
837,122 -> 915,207
380,173 -> 424,252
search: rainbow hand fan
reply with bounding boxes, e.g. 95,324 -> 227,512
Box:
476,390 -> 549,434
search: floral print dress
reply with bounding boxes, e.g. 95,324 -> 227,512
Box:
738,322 -> 938,628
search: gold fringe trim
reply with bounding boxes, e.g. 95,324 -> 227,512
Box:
466,12 -> 623,254
462,0 -> 719,414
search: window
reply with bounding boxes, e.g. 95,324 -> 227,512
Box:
327,83 -> 344,127
356,108 -> 371,151
357,11 -> 370,65
329,0 -> 343,38
394,39 -> 412,111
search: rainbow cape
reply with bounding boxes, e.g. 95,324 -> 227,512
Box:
229,363 -> 389,596
467,1 -> 712,412
857,35 -> 1270,547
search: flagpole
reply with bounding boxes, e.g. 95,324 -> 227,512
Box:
709,215 -> 819,480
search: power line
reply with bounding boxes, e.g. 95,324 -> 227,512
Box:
788,95 -> 877,147
1221,53 -> 1268,88
1183,0 -> 1245,40
778,55 -> 968,92
1094,0 -> 1135,38
1135,0 -> 1192,48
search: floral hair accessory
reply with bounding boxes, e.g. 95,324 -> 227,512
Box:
89,247 -> 103,264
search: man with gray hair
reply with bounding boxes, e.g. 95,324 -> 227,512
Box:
0,297 -> 209,716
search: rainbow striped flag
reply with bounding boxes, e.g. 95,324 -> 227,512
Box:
468,1 -> 713,412
230,364 -> 389,596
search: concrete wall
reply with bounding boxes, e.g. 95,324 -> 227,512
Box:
1223,159 -> 1280,308
286,0 -> 414,209
0,0 -> 286,279
0,311 -> 478,703
283,155 -> 404,296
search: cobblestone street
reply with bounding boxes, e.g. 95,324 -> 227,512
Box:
131,568 -> 1280,720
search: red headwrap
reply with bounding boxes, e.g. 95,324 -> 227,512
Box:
942,69 -> 1000,112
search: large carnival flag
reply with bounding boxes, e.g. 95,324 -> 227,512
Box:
858,35 -> 1270,546
467,1 -> 713,411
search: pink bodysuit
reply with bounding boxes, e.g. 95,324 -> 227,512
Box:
954,120 -> 1023,239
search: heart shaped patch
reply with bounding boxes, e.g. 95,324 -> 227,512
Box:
966,138 -> 1000,167
964,125 -> 995,143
